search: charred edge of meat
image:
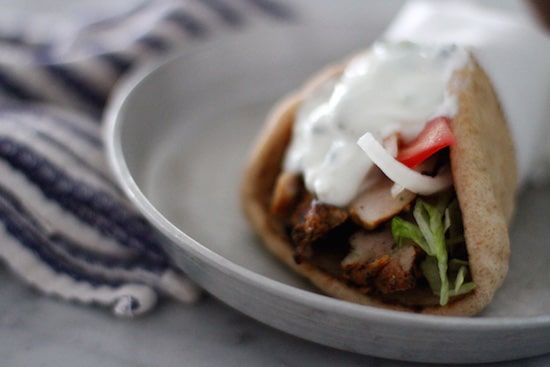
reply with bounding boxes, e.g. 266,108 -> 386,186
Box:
269,171 -> 351,264
373,245 -> 422,294
290,197 -> 349,264
341,228 -> 424,295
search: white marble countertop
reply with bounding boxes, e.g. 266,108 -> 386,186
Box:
1,261 -> 550,367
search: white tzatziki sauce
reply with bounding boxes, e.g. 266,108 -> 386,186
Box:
283,42 -> 469,206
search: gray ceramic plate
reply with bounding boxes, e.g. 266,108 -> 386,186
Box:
104,24 -> 550,364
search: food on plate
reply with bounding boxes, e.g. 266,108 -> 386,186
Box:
241,42 -> 517,315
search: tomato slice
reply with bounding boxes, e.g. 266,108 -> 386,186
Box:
396,116 -> 456,168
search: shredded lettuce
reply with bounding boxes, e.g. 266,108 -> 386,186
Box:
391,193 -> 475,305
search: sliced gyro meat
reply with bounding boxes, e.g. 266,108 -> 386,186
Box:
374,245 -> 420,294
342,229 -> 421,294
291,197 -> 348,263
270,172 -> 304,216
350,176 -> 416,230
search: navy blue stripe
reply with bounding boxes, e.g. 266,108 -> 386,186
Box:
50,233 -> 168,273
35,131 -> 121,192
59,192 -> 167,265
0,109 -> 115,191
0,186 -> 128,287
0,103 -> 103,148
0,137 -> 168,263
165,10 -> 209,38
31,44 -> 62,65
0,67 -> 41,102
246,0 -> 295,20
0,179 -> 166,273
0,33 -> 25,46
198,0 -> 244,26
41,106 -> 104,147
0,179 -> 45,229
99,53 -> 135,75
0,32 -> 39,47
44,64 -> 107,112
138,34 -> 171,52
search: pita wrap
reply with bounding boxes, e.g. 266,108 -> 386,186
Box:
241,49 -> 517,316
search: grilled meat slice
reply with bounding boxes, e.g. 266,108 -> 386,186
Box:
270,172 -> 303,216
350,176 -> 416,229
374,245 -> 419,294
342,229 -> 421,294
290,196 -> 349,264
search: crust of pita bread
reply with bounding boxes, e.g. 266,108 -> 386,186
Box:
240,54 -> 517,316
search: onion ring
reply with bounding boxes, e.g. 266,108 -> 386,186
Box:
357,132 -> 452,195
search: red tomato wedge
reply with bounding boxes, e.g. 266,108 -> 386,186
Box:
396,116 -> 456,168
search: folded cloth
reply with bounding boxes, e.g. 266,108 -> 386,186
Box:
0,0 -> 293,316
0,0 -> 293,117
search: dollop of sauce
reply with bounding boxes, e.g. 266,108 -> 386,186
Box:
283,42 -> 469,206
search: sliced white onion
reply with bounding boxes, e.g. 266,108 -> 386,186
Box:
382,133 -> 399,158
357,132 -> 452,195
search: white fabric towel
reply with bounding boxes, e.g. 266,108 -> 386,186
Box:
0,0 -> 293,316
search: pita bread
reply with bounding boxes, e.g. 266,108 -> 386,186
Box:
240,52 -> 517,316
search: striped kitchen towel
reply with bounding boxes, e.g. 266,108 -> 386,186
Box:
0,0 -> 293,317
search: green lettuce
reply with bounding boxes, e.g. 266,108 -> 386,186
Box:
391,193 -> 475,305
